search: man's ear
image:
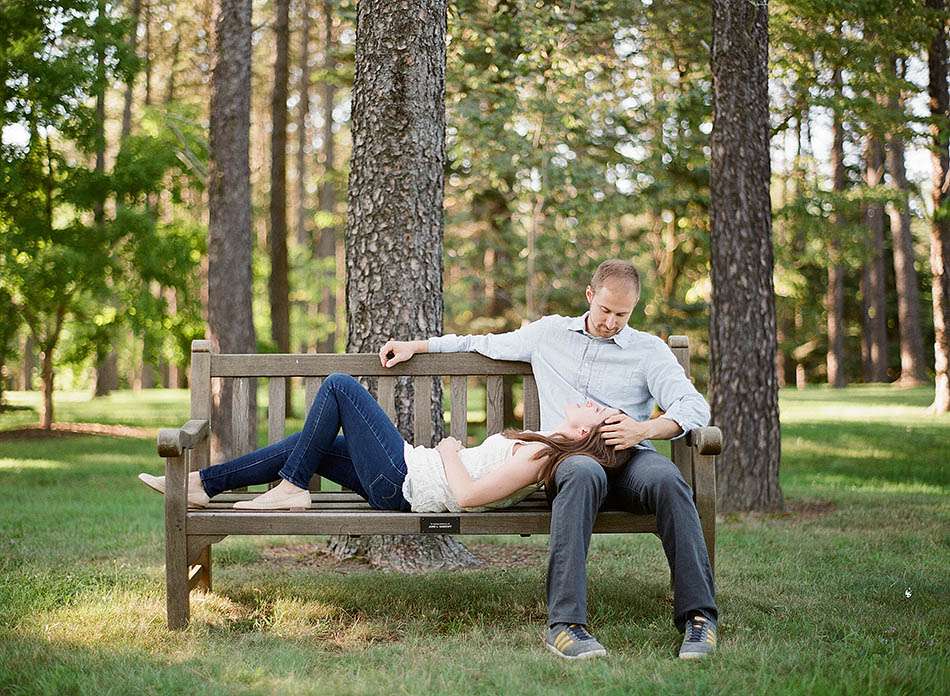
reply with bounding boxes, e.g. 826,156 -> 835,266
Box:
586,285 -> 594,303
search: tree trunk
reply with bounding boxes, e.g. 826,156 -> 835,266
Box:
269,0 -> 292,417
929,0 -> 950,412
93,350 -> 118,396
208,0 -> 257,460
121,0 -> 143,138
40,344 -> 54,430
19,332 -> 34,391
886,59 -> 928,386
860,130 -> 888,382
331,0 -> 478,570
269,0 -> 291,359
296,0 -> 311,248
316,0 -> 338,354
827,67 -> 848,388
708,0 -> 783,512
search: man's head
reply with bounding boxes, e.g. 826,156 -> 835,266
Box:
584,259 -> 640,339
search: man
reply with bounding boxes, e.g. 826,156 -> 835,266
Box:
378,259 -> 718,660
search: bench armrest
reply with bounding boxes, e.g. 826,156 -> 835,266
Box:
158,419 -> 210,457
686,426 -> 723,456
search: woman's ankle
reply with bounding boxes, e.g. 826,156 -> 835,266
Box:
275,478 -> 307,494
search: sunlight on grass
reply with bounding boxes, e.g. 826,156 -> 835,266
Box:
0,458 -> 66,471
802,473 -> 947,496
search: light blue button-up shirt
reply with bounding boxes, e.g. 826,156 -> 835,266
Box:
428,313 -> 710,450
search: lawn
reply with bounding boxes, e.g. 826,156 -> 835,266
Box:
0,384 -> 947,695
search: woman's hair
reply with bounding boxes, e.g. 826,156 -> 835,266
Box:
503,425 -> 619,488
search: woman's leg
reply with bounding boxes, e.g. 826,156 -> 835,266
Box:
275,372 -> 410,510
199,432 -> 368,498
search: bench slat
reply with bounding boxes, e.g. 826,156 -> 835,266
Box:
211,353 -> 533,377
187,510 -> 658,536
232,377 -> 252,456
378,376 -> 396,422
523,375 -> 541,430
486,376 -> 504,435
450,376 -> 467,442
268,377 -> 286,444
413,376 -> 433,447
304,376 -> 321,412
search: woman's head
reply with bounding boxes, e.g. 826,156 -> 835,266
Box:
504,402 -> 622,487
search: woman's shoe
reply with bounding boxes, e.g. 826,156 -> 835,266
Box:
232,484 -> 311,511
138,472 -> 211,508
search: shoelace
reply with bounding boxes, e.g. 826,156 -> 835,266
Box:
567,623 -> 595,642
686,619 -> 708,643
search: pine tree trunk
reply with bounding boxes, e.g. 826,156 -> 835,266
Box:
316,0 -> 337,354
827,68 -> 848,388
928,0 -> 950,412
120,0 -> 143,138
331,0 -> 478,570
861,131 -> 888,382
40,345 -> 54,430
295,0 -> 311,249
709,0 -> 783,512
269,0 -> 291,361
885,60 -> 928,385
208,0 -> 257,460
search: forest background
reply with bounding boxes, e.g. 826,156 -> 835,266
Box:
1,0 -> 947,433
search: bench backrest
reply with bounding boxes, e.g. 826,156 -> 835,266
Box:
187,336 -> 694,485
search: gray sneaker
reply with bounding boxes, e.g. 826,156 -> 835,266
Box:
678,615 -> 717,659
545,623 -> 607,660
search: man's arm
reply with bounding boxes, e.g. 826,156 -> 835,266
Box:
379,317 -> 554,367
644,340 -> 711,438
601,340 -> 709,450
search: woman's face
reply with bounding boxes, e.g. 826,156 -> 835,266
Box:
564,400 -> 619,435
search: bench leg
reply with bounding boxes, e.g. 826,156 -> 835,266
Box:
165,454 -> 190,629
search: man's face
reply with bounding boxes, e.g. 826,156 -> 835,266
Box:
585,282 -> 638,338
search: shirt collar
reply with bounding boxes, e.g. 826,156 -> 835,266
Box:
568,312 -> 634,349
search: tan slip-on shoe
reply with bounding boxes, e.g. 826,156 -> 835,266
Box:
138,472 -> 211,508
232,486 -> 312,511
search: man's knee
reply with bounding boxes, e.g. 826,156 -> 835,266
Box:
552,455 -> 608,499
634,453 -> 693,504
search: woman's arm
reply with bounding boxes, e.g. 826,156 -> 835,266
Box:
436,438 -> 545,508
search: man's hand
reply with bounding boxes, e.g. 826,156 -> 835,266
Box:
435,436 -> 464,459
378,339 -> 425,368
600,412 -> 652,450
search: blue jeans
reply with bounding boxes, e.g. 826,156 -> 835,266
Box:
199,373 -> 411,511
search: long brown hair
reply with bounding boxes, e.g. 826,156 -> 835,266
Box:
503,425 -> 619,488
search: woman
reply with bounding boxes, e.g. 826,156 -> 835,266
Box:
139,372 -> 620,512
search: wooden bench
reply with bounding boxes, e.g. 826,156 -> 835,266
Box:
156,335 -> 723,629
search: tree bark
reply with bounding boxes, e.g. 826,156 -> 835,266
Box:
296,0 -> 311,249
19,332 -> 34,391
269,0 -> 291,363
827,67 -> 848,388
120,0 -> 143,138
929,0 -> 950,412
886,59 -> 928,386
709,0 -> 783,512
208,0 -> 257,460
860,130 -> 888,382
332,0 -> 478,569
316,0 -> 338,354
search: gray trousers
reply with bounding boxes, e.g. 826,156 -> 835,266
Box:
546,448 -> 718,633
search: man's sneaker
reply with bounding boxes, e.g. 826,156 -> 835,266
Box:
679,615 -> 717,659
545,623 -> 607,660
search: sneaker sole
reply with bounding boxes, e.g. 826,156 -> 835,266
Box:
679,651 -> 713,660
544,641 -> 607,661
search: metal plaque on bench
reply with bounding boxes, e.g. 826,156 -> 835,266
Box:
420,516 -> 460,534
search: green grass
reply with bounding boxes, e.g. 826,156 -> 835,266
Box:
0,385 -> 948,694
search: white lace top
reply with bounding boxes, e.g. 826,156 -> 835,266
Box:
401,433 -> 542,513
